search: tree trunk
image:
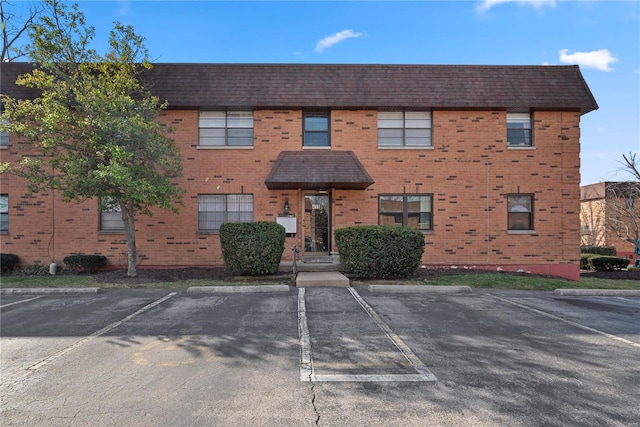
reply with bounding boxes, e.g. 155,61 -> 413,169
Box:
119,199 -> 138,277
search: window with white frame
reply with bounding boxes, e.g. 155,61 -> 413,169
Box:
507,194 -> 534,230
0,194 -> 8,232
379,194 -> 433,231
199,111 -> 254,147
507,113 -> 532,147
198,194 -> 253,232
378,111 -> 432,147
303,113 -> 330,147
100,198 -> 125,231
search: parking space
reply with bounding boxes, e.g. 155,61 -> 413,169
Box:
1,287 -> 638,426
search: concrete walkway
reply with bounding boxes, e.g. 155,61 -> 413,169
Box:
295,271 -> 350,287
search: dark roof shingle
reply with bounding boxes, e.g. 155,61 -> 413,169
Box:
1,63 -> 598,114
265,151 -> 374,190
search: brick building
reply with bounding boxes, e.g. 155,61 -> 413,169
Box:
1,63 -> 598,280
580,182 -> 640,261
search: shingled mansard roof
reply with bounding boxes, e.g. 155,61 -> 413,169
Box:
1,62 -> 598,114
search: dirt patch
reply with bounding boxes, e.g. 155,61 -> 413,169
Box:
91,267 -> 234,284
579,269 -> 640,281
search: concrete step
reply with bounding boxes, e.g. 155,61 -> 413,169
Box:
280,261 -> 343,272
295,271 -> 350,287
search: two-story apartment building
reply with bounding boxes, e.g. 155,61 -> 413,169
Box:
1,63 -> 598,280
581,181 -> 640,261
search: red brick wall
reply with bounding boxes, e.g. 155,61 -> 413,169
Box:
1,109 -> 582,279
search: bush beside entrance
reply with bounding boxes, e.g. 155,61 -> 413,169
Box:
220,221 -> 286,276
335,225 -> 425,279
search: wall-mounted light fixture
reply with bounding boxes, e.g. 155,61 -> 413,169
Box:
283,197 -> 290,215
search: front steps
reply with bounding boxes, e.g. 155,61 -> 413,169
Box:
280,254 -> 350,287
295,271 -> 350,287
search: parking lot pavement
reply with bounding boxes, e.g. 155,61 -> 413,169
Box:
1,288 -> 639,426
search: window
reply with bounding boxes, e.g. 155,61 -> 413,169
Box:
507,113 -> 532,147
0,117 -> 8,147
198,194 -> 253,232
507,194 -> 533,230
378,112 -> 432,147
379,194 -> 432,231
303,114 -> 330,147
199,111 -> 253,147
100,198 -> 125,232
625,197 -> 634,210
0,195 -> 8,232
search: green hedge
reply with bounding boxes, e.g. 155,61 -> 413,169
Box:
580,253 -> 598,270
580,245 -> 617,256
586,255 -> 630,271
219,221 -> 286,276
335,225 -> 425,279
63,254 -> 107,274
1,253 -> 20,273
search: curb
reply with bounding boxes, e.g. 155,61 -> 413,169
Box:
554,289 -> 640,297
187,285 -> 292,293
368,285 -> 472,294
0,288 -> 101,295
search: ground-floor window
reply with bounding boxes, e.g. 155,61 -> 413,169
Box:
507,194 -> 534,230
379,194 -> 433,231
198,194 -> 253,232
99,198 -> 125,232
0,194 -> 8,232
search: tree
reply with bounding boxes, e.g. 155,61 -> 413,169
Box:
610,153 -> 640,263
1,0 -> 45,61
0,0 -> 183,277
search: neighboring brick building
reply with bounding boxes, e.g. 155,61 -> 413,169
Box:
580,182 -> 640,261
1,63 -> 598,280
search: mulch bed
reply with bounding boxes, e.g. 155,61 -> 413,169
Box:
86,266 -> 640,284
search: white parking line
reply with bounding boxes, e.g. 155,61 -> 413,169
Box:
28,292 -> 177,371
1,295 -> 45,308
298,288 -> 436,382
488,294 -> 640,349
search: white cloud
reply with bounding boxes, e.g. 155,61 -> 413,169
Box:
314,30 -> 364,53
558,48 -> 618,71
477,0 -> 556,12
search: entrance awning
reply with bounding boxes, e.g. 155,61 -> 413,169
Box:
265,151 -> 374,190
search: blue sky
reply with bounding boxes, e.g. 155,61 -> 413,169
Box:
10,0 -> 640,185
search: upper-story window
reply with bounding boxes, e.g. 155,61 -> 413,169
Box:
303,113 -> 330,147
199,111 -> 253,147
378,112 -> 432,147
507,194 -> 534,231
0,117 -> 9,148
0,194 -> 8,232
507,113 -> 532,147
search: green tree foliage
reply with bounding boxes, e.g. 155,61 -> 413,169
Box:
0,1 -> 183,277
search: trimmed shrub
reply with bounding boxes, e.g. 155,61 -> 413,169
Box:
219,221 -> 286,276
581,245 -> 616,256
63,254 -> 108,274
1,253 -> 20,273
335,225 -> 425,279
587,255 -> 630,271
580,253 -> 598,270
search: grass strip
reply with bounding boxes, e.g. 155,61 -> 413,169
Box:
422,273 -> 640,291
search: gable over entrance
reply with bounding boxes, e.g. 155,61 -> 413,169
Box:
265,151 -> 374,190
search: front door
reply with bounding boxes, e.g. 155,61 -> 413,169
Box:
303,193 -> 330,255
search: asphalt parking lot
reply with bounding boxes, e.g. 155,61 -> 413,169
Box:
1,286 -> 639,426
